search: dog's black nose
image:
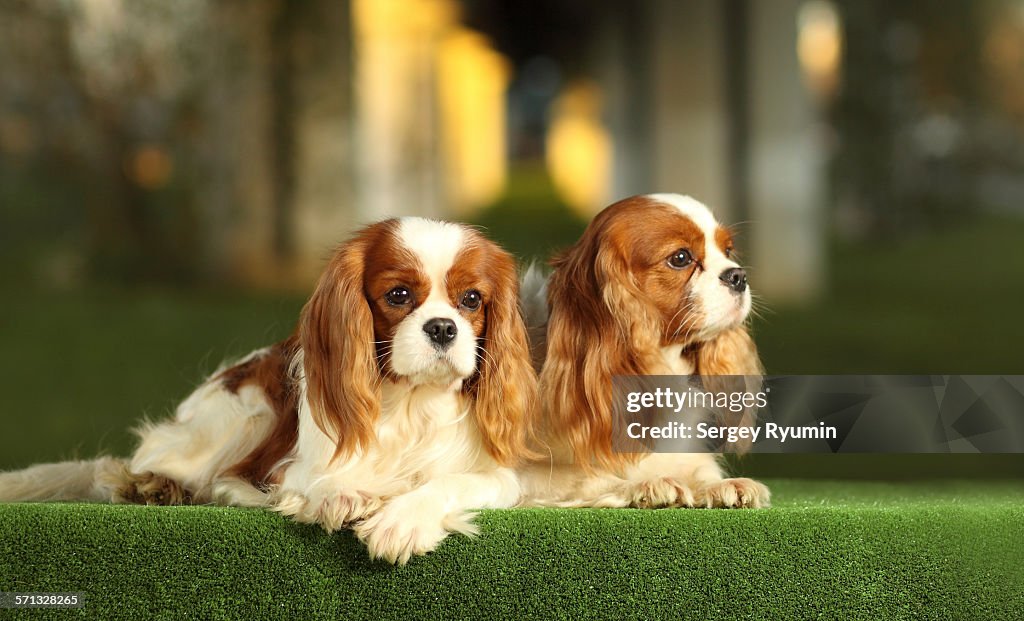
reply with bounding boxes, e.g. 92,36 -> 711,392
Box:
719,267 -> 748,293
423,318 -> 458,348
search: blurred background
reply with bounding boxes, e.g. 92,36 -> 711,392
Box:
2,0 -> 1022,478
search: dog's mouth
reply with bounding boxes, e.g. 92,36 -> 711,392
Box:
689,299 -> 750,343
396,354 -> 474,387
730,298 -> 750,322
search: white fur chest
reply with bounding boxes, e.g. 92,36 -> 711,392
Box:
370,382 -> 481,480
660,344 -> 696,376
286,379 -> 483,498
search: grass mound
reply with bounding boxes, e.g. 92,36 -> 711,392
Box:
1,480 -> 1022,620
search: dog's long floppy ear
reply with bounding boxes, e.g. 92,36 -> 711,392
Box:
696,325 -> 764,453
299,233 -> 381,460
541,224 -> 660,474
468,245 -> 539,466
695,325 -> 763,376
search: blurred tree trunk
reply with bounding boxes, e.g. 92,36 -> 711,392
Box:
283,0 -> 358,284
196,1 -> 278,285
746,0 -> 825,302
0,1 -> 153,281
197,0 -> 354,287
5,0 -> 356,288
833,0 -> 986,235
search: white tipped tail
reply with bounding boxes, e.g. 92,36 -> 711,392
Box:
519,263 -> 549,329
519,263 -> 550,371
0,457 -> 128,502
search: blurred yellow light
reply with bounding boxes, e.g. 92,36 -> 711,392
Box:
984,22 -> 1024,69
546,81 -> 612,216
353,0 -> 508,214
982,10 -> 1024,120
437,28 -> 510,213
128,145 -> 172,190
353,0 -> 455,37
797,0 -> 842,99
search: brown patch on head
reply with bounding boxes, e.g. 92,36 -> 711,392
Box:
444,235 -> 493,339
361,228 -> 430,377
550,196 -> 711,347
221,336 -> 301,489
715,226 -> 735,259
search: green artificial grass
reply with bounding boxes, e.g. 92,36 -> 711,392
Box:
1,480 -> 1022,620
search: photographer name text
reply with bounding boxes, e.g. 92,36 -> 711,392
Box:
625,421 -> 837,444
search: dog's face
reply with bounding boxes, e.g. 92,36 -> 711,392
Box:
361,219 -> 496,386
300,217 -> 536,465
591,194 -> 752,345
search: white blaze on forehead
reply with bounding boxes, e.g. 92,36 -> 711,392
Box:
645,193 -> 721,237
646,193 -> 732,265
646,194 -> 750,337
392,217 -> 477,383
396,217 -> 466,302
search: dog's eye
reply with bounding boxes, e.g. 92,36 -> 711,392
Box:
725,247 -> 734,259
667,249 -> 694,269
460,289 -> 482,311
385,286 -> 412,306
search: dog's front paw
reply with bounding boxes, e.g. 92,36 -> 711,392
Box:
629,477 -> 696,508
318,490 -> 383,531
112,471 -> 191,506
273,488 -> 382,531
696,477 -> 770,508
353,498 -> 477,565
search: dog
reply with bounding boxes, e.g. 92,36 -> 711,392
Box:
520,194 -> 770,509
0,217 -> 538,564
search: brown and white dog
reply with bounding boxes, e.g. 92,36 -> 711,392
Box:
0,217 -> 537,564
520,194 -> 770,509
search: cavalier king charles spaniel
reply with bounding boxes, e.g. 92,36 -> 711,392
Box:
520,193 -> 771,509
0,217 -> 537,564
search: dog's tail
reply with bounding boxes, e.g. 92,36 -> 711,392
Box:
519,262 -> 549,328
0,457 -> 129,502
519,262 -> 550,372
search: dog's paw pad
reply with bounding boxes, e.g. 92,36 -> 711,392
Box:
630,477 -> 696,508
318,491 -> 383,532
354,510 -> 450,565
697,478 -> 770,509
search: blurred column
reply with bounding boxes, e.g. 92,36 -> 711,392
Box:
746,0 -> 826,302
595,1 -> 654,207
351,0 -> 452,222
200,1 -> 280,285
597,1 -> 734,221
648,0 -> 733,222
288,0 -> 359,282
436,28 -> 511,216
202,0 -> 361,287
